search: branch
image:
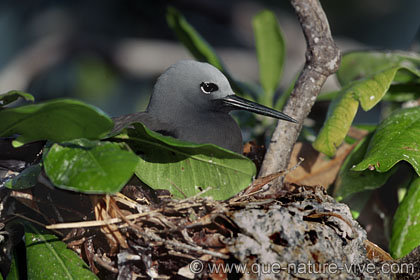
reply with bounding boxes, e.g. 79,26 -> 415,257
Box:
259,0 -> 341,184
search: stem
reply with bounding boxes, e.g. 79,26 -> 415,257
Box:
259,0 -> 341,188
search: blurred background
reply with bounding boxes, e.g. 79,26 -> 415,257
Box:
0,0 -> 418,118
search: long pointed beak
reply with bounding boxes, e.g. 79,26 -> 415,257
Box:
221,95 -> 297,123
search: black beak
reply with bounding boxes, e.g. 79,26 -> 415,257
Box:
221,95 -> 297,123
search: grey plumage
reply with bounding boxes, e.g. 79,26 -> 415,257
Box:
112,60 -> 296,154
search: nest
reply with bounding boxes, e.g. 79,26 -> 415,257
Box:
2,174 -> 414,280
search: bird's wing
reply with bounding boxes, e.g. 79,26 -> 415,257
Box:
111,112 -> 177,138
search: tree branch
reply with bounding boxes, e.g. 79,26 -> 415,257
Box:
259,0 -> 341,185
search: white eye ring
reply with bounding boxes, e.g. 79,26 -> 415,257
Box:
200,82 -> 219,94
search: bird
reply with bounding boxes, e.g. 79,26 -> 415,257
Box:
112,60 -> 297,154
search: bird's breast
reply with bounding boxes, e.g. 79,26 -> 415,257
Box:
174,113 -> 243,153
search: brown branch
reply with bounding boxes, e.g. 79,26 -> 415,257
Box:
259,0 -> 341,186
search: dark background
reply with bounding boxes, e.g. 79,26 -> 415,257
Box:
0,0 -> 418,117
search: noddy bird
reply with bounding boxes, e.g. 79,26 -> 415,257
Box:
112,60 -> 297,154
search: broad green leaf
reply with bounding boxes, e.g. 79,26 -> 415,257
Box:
117,123 -> 256,200
166,6 -> 257,100
337,51 -> 420,86
334,133 -> 397,199
44,139 -> 138,194
313,65 -> 420,156
24,223 -> 98,280
390,176 -> 420,258
0,99 -> 113,146
313,85 -> 359,156
253,10 -> 285,106
353,107 -> 420,176
0,90 -> 34,107
5,164 -> 42,190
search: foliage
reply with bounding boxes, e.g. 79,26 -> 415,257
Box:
0,99 -> 113,147
1,94 -> 255,198
117,123 -> 255,199
390,177 -> 420,258
313,52 -> 420,156
322,51 -> 420,258
44,139 -> 139,194
0,90 -> 256,277
24,222 -> 98,280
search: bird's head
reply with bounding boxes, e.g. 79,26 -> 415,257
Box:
147,60 -> 297,123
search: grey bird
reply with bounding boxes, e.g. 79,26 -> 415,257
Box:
112,60 -> 296,154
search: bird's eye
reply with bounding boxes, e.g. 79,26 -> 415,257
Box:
200,82 -> 218,94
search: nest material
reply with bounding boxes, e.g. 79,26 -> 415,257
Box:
2,178 -> 411,279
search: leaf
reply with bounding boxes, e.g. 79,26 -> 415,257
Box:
312,85 -> 359,156
44,139 -> 138,194
24,222 -> 98,280
117,123 -> 256,200
5,164 -> 42,190
313,65 -> 420,156
0,90 -> 34,107
252,10 -> 285,106
353,107 -> 420,176
334,133 -> 397,199
337,51 -> 420,86
314,51 -> 420,157
166,6 -> 257,100
390,176 -> 420,258
0,99 -> 113,146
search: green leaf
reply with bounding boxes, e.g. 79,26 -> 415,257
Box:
252,10 -> 285,106
5,164 -> 42,190
337,51 -> 420,86
166,6 -> 257,100
334,133 -> 397,199
0,99 -> 113,145
117,123 -> 256,200
312,85 -> 359,156
314,51 -> 420,156
24,223 -> 98,280
390,176 -> 420,258
314,66 -> 420,156
0,90 -> 34,107
44,139 -> 138,194
353,107 -> 420,176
